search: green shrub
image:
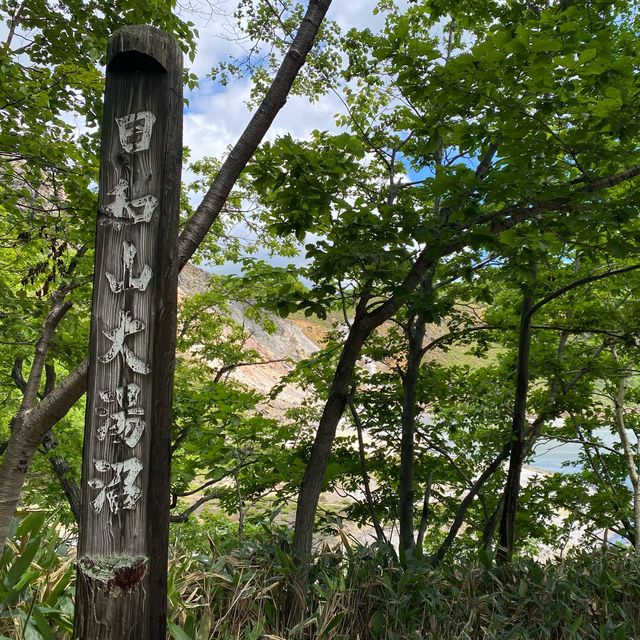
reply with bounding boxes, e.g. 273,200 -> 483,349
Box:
0,512 -> 75,639
2,514 -> 640,639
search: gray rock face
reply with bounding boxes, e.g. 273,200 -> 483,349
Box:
178,263 -> 317,362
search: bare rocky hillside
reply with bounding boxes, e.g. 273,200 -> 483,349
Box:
177,263 -> 319,415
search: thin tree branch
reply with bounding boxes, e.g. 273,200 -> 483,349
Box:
19,296 -> 72,414
11,358 -> 26,393
347,397 -> 387,544
172,460 -> 257,498
528,263 -> 640,319
531,324 -> 635,341
213,358 -> 288,384
170,491 -> 223,522
419,324 -> 499,357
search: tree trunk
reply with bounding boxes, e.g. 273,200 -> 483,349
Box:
398,313 -> 427,561
42,431 -> 82,523
428,444 -> 511,567
415,471 -> 433,551
0,358 -> 88,550
10,357 -> 82,524
0,427 -> 43,547
611,352 -> 640,554
292,321 -> 369,562
287,319 -> 369,626
430,334 -> 608,565
481,494 -> 504,552
497,293 -> 533,562
0,299 -> 75,551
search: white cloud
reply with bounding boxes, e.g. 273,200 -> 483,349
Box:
183,78 -> 254,161
182,67 -> 346,165
331,2 -> 389,33
179,0 -> 393,165
177,1 -> 398,275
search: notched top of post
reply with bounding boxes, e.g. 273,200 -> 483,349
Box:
107,25 -> 181,75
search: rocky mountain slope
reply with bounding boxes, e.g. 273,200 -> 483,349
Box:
177,263 -> 319,415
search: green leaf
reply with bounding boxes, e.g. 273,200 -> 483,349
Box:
44,564 -> 74,605
318,612 -> 345,638
530,38 -> 562,53
614,625 -> 627,640
168,620 -> 193,640
30,607 -> 55,640
4,537 -> 41,589
579,48 -> 597,64
16,512 -> 46,538
559,21 -> 579,33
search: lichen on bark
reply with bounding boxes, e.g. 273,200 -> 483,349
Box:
78,554 -> 148,596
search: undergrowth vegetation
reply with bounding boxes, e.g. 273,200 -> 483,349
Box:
2,513 -> 639,639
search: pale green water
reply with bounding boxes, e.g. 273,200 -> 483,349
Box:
533,427 -> 624,473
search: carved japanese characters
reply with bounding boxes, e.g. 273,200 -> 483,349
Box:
98,310 -> 150,375
106,241 -> 153,293
88,457 -> 144,515
89,109 -> 158,515
97,384 -> 146,448
115,111 -> 156,153
105,180 -> 158,225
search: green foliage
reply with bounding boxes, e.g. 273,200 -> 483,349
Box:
0,513 -> 74,639
3,0 -> 640,635
170,274 -> 303,526
210,0 -> 343,103
5,514 -> 640,639
168,537 -> 640,639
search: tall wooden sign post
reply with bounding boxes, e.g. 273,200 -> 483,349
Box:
74,26 -> 182,640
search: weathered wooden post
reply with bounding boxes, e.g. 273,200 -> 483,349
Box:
74,26 -> 182,640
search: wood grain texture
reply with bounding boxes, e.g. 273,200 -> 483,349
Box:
74,25 -> 182,640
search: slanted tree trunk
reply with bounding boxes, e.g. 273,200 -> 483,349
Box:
0,294 -> 74,550
11,358 -> 82,522
348,398 -> 387,543
428,445 -> 511,567
0,363 -> 88,550
177,0 -> 333,265
481,495 -> 504,552
287,316 -> 373,627
292,313 -> 370,562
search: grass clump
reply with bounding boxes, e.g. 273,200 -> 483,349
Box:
2,514 -> 640,639
167,528 -> 640,640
